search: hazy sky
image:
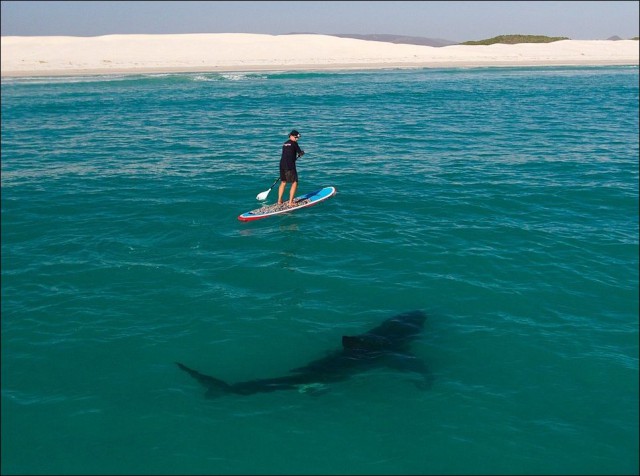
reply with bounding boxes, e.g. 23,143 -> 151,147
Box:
1,1 -> 638,41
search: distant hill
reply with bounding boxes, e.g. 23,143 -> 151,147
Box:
285,32 -> 457,47
605,36 -> 640,40
331,33 -> 458,47
461,35 -> 569,45
607,36 -> 623,41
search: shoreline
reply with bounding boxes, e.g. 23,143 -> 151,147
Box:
2,59 -> 638,78
2,34 -> 638,78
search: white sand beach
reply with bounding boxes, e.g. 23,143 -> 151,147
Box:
1,33 -> 638,77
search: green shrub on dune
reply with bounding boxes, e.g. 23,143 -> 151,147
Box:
462,34 -> 570,45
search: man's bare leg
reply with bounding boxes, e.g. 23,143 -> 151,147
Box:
277,181 -> 287,204
288,181 -> 298,206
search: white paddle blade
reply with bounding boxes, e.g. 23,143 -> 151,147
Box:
256,189 -> 270,201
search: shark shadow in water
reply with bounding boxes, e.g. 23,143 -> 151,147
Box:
176,310 -> 431,398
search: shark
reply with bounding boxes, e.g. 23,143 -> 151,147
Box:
176,310 -> 431,398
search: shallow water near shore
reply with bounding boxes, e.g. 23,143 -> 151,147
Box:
2,66 -> 638,475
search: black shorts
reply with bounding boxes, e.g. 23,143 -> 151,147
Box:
280,169 -> 298,183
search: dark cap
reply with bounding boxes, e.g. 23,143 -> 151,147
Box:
289,130 -> 300,138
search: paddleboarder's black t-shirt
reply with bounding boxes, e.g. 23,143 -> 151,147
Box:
280,139 -> 304,172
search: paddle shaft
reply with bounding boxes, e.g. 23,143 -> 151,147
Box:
266,177 -> 280,191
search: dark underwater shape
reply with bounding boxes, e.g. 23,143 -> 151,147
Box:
176,310 -> 431,398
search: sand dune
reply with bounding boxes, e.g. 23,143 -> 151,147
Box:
1,33 -> 638,77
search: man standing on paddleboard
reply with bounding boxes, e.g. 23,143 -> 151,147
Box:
277,130 -> 305,206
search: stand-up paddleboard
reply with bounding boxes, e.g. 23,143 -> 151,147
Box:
238,186 -> 336,222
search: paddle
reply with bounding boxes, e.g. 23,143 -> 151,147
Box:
256,177 -> 280,201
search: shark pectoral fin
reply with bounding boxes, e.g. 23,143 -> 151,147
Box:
176,362 -> 233,397
385,354 -> 433,390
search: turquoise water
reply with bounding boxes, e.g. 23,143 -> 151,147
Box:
1,66 -> 638,475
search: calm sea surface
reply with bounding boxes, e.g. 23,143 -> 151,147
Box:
2,66 -> 638,475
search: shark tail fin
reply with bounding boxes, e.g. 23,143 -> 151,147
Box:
176,362 -> 233,398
